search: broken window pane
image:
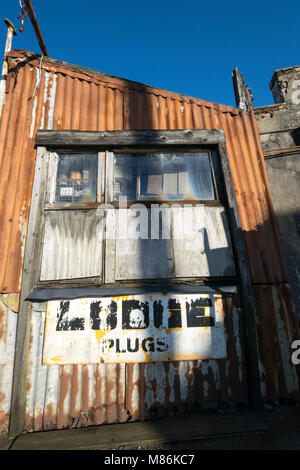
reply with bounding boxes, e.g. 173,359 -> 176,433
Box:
55,154 -> 98,203
114,152 -> 215,201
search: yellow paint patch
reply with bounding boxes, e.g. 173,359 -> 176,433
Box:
50,355 -> 63,363
143,351 -> 152,362
95,330 -> 107,342
165,327 -> 182,334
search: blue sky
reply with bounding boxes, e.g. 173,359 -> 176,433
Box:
1,0 -> 299,107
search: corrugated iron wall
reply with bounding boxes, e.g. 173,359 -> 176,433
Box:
23,295 -> 247,431
0,51 -> 288,293
0,50 -> 299,434
0,295 -> 18,432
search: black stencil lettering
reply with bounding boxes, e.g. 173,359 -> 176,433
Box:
122,300 -> 149,329
168,299 -> 182,328
90,301 -> 102,330
186,298 -> 214,328
90,300 -> 117,330
102,338 -> 114,353
107,300 -> 117,330
156,337 -> 169,352
142,337 -> 155,353
153,300 -> 164,328
116,338 -> 127,353
127,338 -> 139,353
56,301 -> 85,331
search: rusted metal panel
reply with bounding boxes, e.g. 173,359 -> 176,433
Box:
22,294 -> 247,431
126,294 -> 249,420
0,295 -> 18,434
24,302 -> 128,431
43,293 -> 226,365
253,283 -> 300,402
0,57 -> 57,294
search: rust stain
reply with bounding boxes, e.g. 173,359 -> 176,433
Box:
0,49 -> 298,433
57,367 -> 70,429
43,403 -> 56,430
81,365 -> 90,413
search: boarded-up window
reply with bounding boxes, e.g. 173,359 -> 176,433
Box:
39,147 -> 236,283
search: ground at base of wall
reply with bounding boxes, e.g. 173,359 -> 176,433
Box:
5,404 -> 300,450
133,405 -> 300,451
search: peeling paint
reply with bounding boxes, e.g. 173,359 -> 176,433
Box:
1,50 -> 299,434
43,293 -> 226,365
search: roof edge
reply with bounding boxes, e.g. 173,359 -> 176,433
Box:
7,49 -> 241,116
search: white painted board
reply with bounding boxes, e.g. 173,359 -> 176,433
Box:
43,293 -> 227,365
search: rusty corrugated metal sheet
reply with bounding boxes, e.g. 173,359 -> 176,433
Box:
0,53 -> 57,293
254,283 -> 300,401
0,50 -> 299,434
0,295 -> 18,434
0,50 -> 287,294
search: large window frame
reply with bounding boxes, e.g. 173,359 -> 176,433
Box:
33,129 -> 240,289
45,148 -> 225,210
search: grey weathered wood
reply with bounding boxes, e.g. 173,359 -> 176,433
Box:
9,147 -> 49,438
172,206 -> 236,278
232,68 -> 253,111
105,151 -> 114,203
45,151 -> 58,204
115,207 -> 174,281
44,202 -> 101,211
35,129 -> 226,149
114,205 -> 236,281
97,152 -> 105,202
217,141 -> 262,409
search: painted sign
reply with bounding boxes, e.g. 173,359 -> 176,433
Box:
43,293 -> 227,365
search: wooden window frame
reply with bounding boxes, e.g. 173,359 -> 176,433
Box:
36,130 -> 228,211
35,129 -> 239,288
110,149 -> 220,206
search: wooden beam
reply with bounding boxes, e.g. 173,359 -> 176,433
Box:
232,68 -> 253,111
35,129 -> 226,149
23,0 -> 49,57
217,141 -> 262,409
9,147 -> 49,438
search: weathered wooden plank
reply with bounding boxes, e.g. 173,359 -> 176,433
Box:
114,205 -> 235,281
115,208 -> 174,280
45,151 -> 58,204
105,151 -> 114,203
9,147 -> 49,438
97,152 -> 105,202
172,206 -> 236,278
232,68 -> 253,111
36,129 -> 226,148
217,141 -> 262,408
